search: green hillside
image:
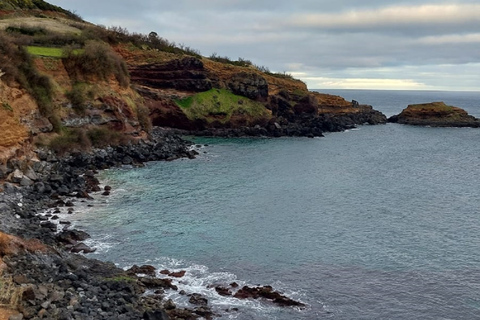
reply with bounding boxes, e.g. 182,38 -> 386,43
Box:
0,0 -> 78,18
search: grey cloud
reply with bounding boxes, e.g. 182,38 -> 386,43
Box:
47,0 -> 480,90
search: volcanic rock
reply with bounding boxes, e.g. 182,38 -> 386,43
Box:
388,102 -> 480,127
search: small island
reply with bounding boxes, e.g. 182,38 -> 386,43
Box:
388,102 -> 480,127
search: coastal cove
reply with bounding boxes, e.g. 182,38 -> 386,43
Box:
68,90 -> 480,320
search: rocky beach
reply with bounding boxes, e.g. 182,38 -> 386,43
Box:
1,127 -> 314,319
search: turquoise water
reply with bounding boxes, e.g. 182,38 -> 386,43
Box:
72,90 -> 480,319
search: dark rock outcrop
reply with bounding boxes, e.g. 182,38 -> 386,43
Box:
227,72 -> 268,100
130,57 -> 213,92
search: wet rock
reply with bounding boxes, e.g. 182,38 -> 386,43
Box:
233,286 -> 305,307
215,286 -> 232,296
163,299 -> 176,310
75,190 -> 93,199
169,270 -> 186,278
143,310 -> 169,320
56,229 -> 90,244
140,277 -> 178,290
40,221 -> 57,232
70,242 -> 96,254
189,293 -> 208,306
127,264 -> 157,277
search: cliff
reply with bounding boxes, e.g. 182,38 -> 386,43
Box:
0,5 -> 388,163
388,102 -> 480,127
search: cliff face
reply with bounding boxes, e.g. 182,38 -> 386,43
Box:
0,5 -> 388,163
123,47 -> 386,135
388,102 -> 480,127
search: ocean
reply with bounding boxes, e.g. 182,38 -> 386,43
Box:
70,90 -> 480,319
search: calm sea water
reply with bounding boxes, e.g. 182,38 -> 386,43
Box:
71,90 -> 480,319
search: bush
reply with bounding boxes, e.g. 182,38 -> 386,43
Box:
209,53 -> 253,67
63,41 -> 130,87
136,104 -> 152,134
65,82 -> 92,114
48,127 -> 129,154
87,127 -> 124,148
6,25 -> 47,37
49,128 -> 91,155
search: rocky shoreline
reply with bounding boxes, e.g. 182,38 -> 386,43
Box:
0,128 -> 308,320
0,129 -> 203,319
174,105 -> 387,138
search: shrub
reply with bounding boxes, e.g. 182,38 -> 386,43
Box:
209,53 -> 253,67
63,41 -> 130,88
6,25 -> 47,37
86,127 -> 124,148
65,82 -> 91,114
136,104 -> 152,134
49,128 -> 91,155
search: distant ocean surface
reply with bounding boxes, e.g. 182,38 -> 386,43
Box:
71,90 -> 480,319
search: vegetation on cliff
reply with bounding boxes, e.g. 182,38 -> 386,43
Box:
176,88 -> 271,126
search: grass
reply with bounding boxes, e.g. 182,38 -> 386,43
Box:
175,88 -> 271,125
407,102 -> 455,112
26,46 -> 83,57
1,103 -> 12,112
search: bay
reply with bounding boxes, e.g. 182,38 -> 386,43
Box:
71,90 -> 480,319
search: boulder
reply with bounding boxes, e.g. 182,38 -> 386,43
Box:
10,169 -> 24,183
127,264 -> 156,277
20,176 -> 34,187
56,229 -> 90,244
215,286 -> 232,296
71,242 -> 96,254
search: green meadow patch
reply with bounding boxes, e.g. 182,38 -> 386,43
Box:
26,46 -> 83,58
175,89 -> 271,124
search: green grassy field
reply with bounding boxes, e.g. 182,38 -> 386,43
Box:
176,88 -> 271,124
26,46 -> 83,57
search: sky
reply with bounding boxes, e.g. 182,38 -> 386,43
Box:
48,0 -> 480,91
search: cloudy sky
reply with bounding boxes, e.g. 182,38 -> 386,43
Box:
49,0 -> 480,91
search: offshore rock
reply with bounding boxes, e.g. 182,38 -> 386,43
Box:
388,102 -> 480,127
233,285 -> 305,307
